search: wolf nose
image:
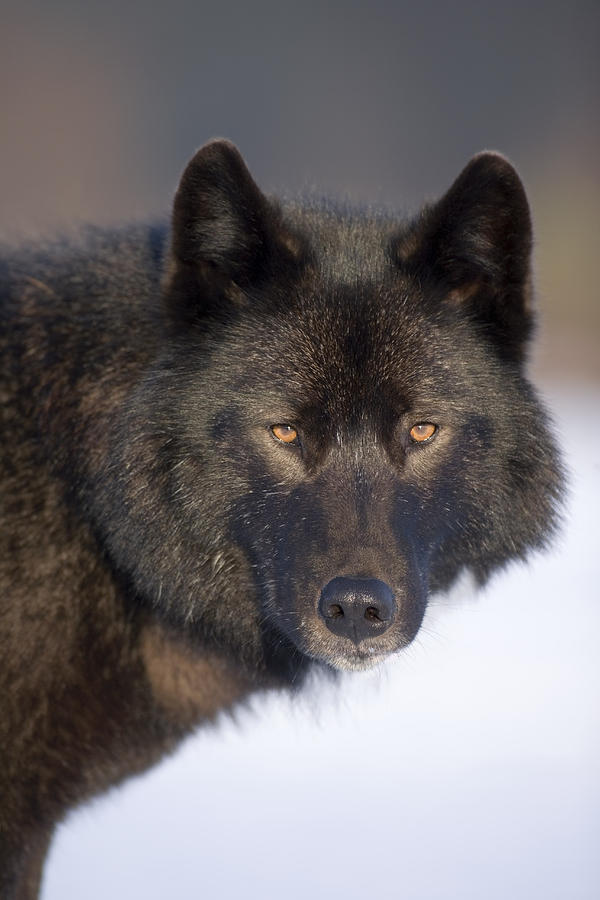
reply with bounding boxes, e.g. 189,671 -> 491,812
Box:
318,576 -> 396,643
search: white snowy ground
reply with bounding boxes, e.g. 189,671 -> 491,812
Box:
42,383 -> 600,900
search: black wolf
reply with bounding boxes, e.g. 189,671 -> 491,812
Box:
0,141 -> 563,897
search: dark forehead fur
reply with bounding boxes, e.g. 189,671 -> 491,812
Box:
202,197 -> 507,419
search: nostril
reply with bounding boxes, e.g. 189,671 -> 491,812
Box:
365,606 -> 382,622
327,603 -> 344,619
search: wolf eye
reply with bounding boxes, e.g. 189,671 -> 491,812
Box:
271,424 -> 300,445
409,423 -> 437,443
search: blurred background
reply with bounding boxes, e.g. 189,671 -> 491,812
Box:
1,1 -> 598,897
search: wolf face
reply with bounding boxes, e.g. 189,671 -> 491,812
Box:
88,141 -> 562,675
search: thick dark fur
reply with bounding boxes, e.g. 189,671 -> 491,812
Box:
0,141 -> 563,897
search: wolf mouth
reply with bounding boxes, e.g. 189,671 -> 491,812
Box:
322,647 -> 392,672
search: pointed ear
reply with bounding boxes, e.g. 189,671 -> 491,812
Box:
168,140 -> 305,314
393,153 -> 534,362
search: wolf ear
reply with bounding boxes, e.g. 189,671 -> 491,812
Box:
394,153 -> 533,362
169,140 -> 304,310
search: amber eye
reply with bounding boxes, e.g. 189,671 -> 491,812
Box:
271,424 -> 299,445
409,423 -> 437,443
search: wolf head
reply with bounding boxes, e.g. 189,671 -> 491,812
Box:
101,141 -> 563,677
